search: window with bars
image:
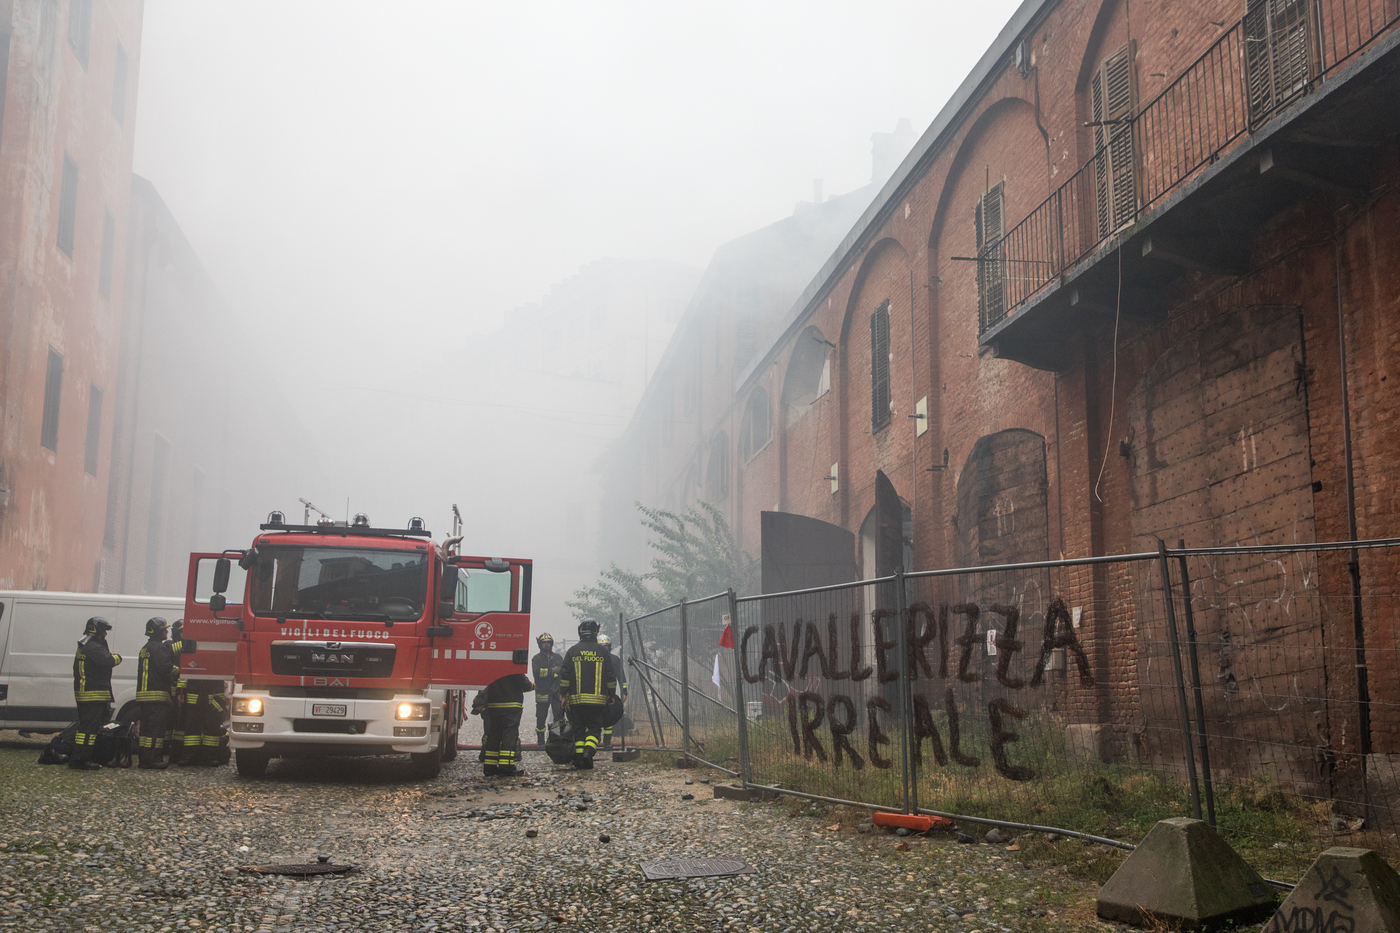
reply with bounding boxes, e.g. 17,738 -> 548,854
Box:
84,385 -> 103,475
975,182 -> 1006,331
870,301 -> 891,433
68,0 -> 92,68
112,43 -> 128,127
57,155 -> 79,257
1091,41 -> 1138,239
706,432 -> 730,501
739,388 -> 771,461
145,435 -> 171,594
41,348 -> 64,452
98,209 -> 115,297
1244,0 -> 1314,125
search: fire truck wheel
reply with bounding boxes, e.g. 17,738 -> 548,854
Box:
441,726 -> 459,763
235,749 -> 271,778
411,732 -> 444,779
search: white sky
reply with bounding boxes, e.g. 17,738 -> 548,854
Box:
134,1 -> 1025,362
131,0 -> 1027,580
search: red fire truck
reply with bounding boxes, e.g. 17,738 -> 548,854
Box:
179,511 -> 532,778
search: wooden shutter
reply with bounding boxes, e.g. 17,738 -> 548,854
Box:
1244,0 -> 1313,126
975,182 -> 1006,331
1092,42 -> 1138,239
870,302 -> 891,432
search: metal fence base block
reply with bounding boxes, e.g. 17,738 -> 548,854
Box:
1097,818 -> 1277,928
611,749 -> 640,762
1263,847 -> 1400,933
711,782 -> 753,801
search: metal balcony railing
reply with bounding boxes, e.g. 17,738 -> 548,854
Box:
980,0 -> 1400,335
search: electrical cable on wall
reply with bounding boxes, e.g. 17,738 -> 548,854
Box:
1093,244 -> 1123,503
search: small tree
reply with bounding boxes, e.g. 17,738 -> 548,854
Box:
567,501 -> 759,624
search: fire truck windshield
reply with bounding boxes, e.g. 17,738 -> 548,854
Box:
247,546 -> 429,621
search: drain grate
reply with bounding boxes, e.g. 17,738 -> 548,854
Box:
639,857 -> 754,881
241,856 -> 354,877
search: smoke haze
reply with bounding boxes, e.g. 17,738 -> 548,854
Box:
131,0 -> 1024,617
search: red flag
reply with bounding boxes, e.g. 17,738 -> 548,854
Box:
719,624 -> 734,649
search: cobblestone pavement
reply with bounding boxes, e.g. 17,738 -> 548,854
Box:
0,731 -> 1115,932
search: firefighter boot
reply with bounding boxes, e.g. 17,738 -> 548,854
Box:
138,749 -> 168,770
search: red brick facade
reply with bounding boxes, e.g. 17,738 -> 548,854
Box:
619,0 -> 1400,766
0,0 -> 144,591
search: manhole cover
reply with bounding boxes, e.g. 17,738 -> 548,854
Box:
639,857 -> 754,881
241,858 -> 355,877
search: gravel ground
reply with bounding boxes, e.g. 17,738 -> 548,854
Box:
0,729 -> 1117,932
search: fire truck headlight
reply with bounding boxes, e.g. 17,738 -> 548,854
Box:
234,697 -> 264,716
396,702 -> 429,721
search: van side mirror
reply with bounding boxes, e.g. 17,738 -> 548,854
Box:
212,558 -> 231,594
209,594 -> 227,613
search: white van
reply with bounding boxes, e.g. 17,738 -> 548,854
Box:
0,591 -> 183,732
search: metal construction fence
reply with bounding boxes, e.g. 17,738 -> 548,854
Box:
621,537 -> 1400,868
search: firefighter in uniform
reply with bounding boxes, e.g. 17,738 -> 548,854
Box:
558,619 -> 615,769
597,634 -> 628,750
136,618 -> 180,770
531,633 -> 562,747
179,680 -> 227,766
71,617 -> 121,770
168,619 -> 189,759
480,672 -> 534,776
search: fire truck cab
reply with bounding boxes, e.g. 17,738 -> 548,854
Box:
181,511 -> 532,779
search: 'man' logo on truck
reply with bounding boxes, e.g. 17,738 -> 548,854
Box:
311,653 -> 354,664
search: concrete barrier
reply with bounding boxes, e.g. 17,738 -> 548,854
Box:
1097,818 -> 1277,928
1264,846 -> 1400,932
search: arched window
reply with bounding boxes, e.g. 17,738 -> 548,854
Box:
782,327 -> 832,425
705,432 -> 730,502
738,388 -> 771,461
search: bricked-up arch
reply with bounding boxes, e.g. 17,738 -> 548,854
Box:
953,429 -> 1050,569
782,326 -> 832,426
1126,306 -> 1331,793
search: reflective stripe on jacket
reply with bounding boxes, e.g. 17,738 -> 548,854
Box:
136,637 -> 179,704
559,642 -> 616,705
73,637 -> 121,703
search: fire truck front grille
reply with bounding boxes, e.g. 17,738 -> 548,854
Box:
292,719 -> 369,735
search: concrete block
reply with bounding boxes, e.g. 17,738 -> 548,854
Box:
1264,847 -> 1400,933
611,748 -> 640,762
1065,723 -> 1105,761
1097,818 -> 1277,929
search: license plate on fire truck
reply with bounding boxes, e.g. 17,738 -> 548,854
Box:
312,704 -> 347,717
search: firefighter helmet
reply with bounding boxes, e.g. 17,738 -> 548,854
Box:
537,633 -> 554,646
83,616 -> 112,636
578,619 -> 600,639
171,619 -> 184,639
145,617 -> 169,637
597,634 -> 612,654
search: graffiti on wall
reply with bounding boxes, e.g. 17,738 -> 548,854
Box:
738,597 -> 1093,781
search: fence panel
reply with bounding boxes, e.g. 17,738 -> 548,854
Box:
625,605 -> 685,750
734,578 -> 913,810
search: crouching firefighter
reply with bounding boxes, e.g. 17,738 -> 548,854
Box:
532,633 -> 562,747
136,618 -> 180,770
559,619 -> 616,770
71,617 -> 122,771
598,634 -> 628,750
179,680 -> 226,766
481,672 -> 534,776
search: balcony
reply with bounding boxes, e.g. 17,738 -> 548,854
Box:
980,0 -> 1400,371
